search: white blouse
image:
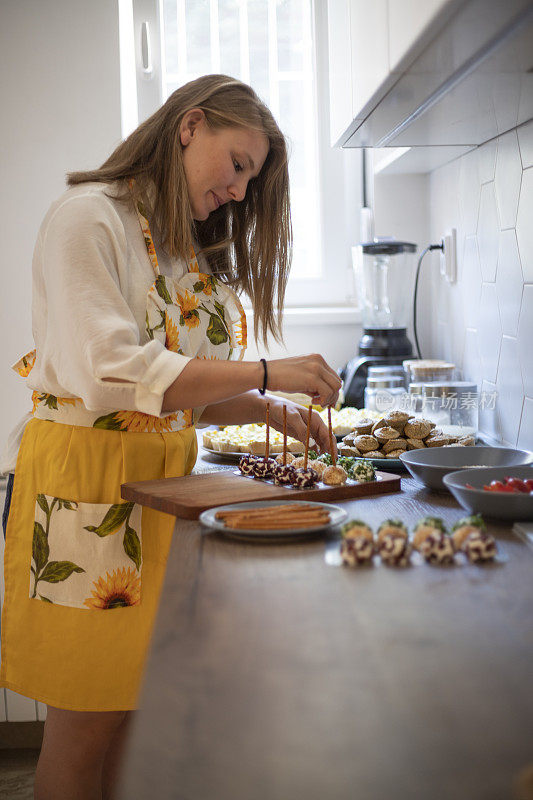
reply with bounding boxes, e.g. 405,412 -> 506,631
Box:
2,182 -> 205,474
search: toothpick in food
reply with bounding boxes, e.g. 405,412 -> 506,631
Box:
304,403 -> 313,470
328,406 -> 336,467
283,404 -> 287,466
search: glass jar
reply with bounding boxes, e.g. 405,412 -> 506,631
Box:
365,376 -> 406,413
420,381 -> 478,437
405,359 -> 456,386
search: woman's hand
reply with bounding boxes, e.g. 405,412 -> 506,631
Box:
266,354 -> 342,408
267,397 -> 337,458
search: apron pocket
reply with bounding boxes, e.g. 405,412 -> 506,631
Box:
30,494 -> 143,610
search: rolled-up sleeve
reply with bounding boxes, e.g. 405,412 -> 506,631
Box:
30,193 -> 190,416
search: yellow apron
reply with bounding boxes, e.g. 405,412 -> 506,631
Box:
1,192 -> 247,711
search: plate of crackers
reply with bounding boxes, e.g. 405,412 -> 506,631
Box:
199,500 -> 348,542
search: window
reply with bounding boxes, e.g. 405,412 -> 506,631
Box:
122,0 -> 361,308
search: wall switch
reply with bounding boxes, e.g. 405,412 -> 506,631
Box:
440,228 -> 457,283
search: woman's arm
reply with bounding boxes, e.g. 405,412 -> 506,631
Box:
162,354 -> 342,413
199,391 -> 336,456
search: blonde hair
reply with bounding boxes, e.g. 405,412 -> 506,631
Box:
67,74 -> 292,344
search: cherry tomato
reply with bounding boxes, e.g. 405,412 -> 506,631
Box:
504,477 -> 529,493
524,479 -> 533,491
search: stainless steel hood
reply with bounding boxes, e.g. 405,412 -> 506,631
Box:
343,0 -> 533,150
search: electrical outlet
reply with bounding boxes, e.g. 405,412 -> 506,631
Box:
439,228 -> 457,283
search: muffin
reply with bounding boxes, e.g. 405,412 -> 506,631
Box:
354,435 -> 379,453
374,426 -> 401,443
403,418 -> 434,439
383,438 -> 407,454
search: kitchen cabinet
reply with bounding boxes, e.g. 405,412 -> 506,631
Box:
328,0 -> 533,165
387,0 -> 450,72
328,0 -> 455,147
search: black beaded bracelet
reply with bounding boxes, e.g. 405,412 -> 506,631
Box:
259,358 -> 268,395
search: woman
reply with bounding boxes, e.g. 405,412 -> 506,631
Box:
1,74 -> 341,799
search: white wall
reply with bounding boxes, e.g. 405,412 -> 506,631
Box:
0,0 -> 122,452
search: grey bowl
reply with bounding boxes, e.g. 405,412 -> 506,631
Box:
399,446 -> 533,490
443,465 -> 533,520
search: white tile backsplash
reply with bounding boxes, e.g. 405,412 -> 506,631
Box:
517,285 -> 533,398
495,230 -> 523,337
494,129 -> 522,230
477,283 -> 502,384
517,120 -> 533,170
496,336 -> 524,446
477,182 -> 499,281
516,166 -> 533,283
427,123 -> 533,448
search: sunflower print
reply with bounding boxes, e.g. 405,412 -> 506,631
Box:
84,567 -> 141,610
93,409 -> 179,433
189,246 -> 200,272
14,349 -> 37,377
234,309 -> 247,348
192,273 -> 217,296
165,314 -> 180,352
32,391 -> 81,414
177,289 -> 200,329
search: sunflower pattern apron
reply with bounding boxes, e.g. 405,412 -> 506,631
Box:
1,192 -> 247,711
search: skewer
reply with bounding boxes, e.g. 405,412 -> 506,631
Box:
304,404 -> 313,469
265,401 -> 270,460
283,404 -> 287,466
328,406 -> 336,467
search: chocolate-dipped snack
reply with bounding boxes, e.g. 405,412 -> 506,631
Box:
341,536 -> 374,566
238,454 -> 257,476
252,457 -> 277,479
463,531 -> 497,563
379,534 -> 412,566
293,467 -> 319,488
419,532 -> 455,565
273,463 -> 297,486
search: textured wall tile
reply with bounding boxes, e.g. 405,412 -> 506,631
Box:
517,397 -> 533,451
478,283 -> 502,384
462,328 -> 483,390
494,130 -> 522,229
477,137 -> 498,184
459,148 -> 481,236
516,167 -> 533,283
461,236 -> 482,331
496,336 -> 524,446
477,183 -> 499,281
496,230 -> 524,337
517,285 -> 533,398
479,379 -> 501,441
517,119 -> 533,170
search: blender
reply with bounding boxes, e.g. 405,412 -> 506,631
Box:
341,238 -> 417,408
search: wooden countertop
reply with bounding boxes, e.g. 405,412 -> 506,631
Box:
118,438 -> 533,800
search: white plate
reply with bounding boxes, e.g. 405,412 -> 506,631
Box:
199,500 -> 347,542
202,445 -> 303,462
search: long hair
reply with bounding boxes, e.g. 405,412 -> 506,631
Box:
67,74 -> 292,344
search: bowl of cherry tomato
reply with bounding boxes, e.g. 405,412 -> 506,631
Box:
443,465 -> 533,520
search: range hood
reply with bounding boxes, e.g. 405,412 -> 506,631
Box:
341,0 -> 533,157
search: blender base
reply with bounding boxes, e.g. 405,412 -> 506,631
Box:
340,328 -> 413,409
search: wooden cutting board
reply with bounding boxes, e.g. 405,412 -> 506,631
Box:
121,470 -> 401,519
